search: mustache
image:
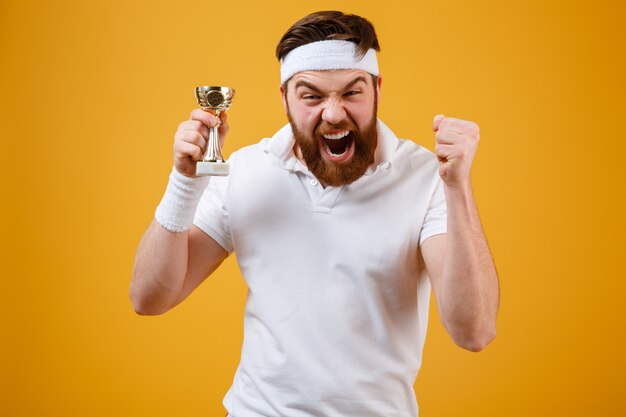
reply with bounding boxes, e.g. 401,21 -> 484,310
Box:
315,121 -> 356,136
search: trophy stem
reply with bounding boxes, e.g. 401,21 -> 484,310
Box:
204,110 -> 224,163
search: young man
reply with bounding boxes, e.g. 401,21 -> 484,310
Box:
131,10 -> 499,417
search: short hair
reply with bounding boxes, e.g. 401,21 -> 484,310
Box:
276,11 -> 381,62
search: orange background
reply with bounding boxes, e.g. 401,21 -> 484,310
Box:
1,0 -> 625,416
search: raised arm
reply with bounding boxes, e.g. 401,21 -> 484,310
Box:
129,109 -> 229,315
421,114 -> 500,352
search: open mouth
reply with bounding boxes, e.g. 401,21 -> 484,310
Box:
318,130 -> 355,163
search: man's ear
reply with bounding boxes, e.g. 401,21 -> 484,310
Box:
376,75 -> 383,104
280,84 -> 287,112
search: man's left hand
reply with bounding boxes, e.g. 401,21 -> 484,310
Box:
432,114 -> 480,189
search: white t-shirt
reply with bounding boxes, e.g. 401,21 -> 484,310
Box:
194,120 -> 447,417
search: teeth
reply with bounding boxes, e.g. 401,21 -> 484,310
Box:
322,130 -> 350,140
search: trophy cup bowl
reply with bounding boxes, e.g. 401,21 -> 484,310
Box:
194,86 -> 235,176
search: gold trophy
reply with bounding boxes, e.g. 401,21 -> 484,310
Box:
194,86 -> 235,176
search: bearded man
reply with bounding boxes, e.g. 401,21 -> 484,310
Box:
131,10 -> 500,417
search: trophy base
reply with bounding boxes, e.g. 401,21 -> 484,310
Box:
196,161 -> 230,176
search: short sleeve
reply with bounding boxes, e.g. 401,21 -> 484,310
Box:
419,177 -> 447,246
193,176 -> 234,253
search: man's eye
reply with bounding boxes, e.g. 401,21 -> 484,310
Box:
344,91 -> 360,97
303,95 -> 321,100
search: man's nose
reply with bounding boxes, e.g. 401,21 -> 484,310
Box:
321,99 -> 346,125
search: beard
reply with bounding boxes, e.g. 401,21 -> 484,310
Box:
287,102 -> 378,187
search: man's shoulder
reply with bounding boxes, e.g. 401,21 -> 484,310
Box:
377,120 -> 438,170
393,137 -> 439,173
229,124 -> 293,162
228,137 -> 272,163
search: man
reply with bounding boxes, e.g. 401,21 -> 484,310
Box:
131,10 -> 499,417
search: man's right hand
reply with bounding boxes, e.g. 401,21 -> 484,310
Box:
173,109 -> 230,177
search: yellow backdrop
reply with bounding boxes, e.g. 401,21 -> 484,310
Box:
1,0 -> 625,416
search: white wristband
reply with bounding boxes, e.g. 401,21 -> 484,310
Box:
154,167 -> 210,232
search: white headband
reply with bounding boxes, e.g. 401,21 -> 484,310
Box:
280,40 -> 379,84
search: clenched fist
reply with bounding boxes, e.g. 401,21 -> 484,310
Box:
432,114 -> 480,189
173,109 -> 230,177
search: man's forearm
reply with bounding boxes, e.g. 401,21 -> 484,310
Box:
130,219 -> 190,315
440,184 -> 499,351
